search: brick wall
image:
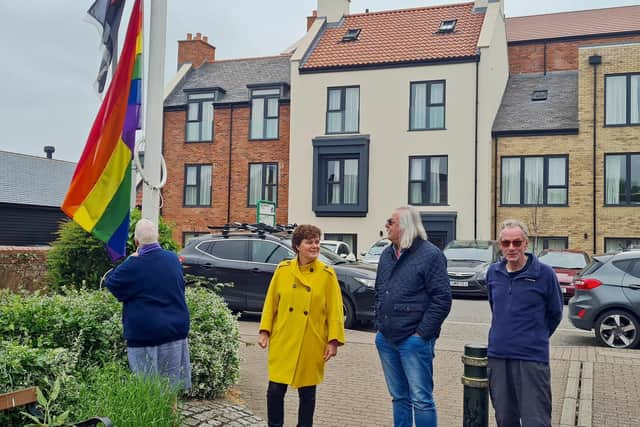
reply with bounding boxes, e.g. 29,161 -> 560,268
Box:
0,246 -> 49,292
162,104 -> 290,244
496,43 -> 640,254
508,34 -> 640,74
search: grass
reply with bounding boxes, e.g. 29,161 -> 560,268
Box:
73,363 -> 182,426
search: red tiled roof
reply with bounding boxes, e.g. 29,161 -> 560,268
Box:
507,5 -> 640,43
301,2 -> 484,71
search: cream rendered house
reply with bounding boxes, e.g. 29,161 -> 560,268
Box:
289,0 -> 508,254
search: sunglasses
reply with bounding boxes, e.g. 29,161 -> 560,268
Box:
386,218 -> 396,226
500,239 -> 524,248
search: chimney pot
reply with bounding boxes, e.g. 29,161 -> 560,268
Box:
203,35 -> 208,43
195,32 -> 202,40
187,32 -> 192,40
44,146 -> 55,159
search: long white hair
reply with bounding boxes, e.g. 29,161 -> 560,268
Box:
396,206 -> 428,250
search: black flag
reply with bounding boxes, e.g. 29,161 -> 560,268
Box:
87,0 -> 126,93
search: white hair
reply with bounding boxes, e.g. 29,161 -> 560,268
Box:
499,219 -> 529,241
134,219 -> 159,245
396,206 -> 428,250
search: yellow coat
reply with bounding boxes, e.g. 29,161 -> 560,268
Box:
259,258 -> 345,388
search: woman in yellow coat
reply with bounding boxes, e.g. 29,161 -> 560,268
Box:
258,224 -> 346,427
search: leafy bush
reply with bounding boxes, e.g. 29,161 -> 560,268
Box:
74,363 -> 181,426
0,287 -> 240,402
46,209 -> 179,291
186,287 -> 241,397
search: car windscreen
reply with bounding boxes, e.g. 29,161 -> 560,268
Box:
444,247 -> 493,263
320,243 -> 337,252
368,242 -> 389,256
538,252 -> 588,269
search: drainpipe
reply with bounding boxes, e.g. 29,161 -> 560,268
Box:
493,136 -> 498,240
543,42 -> 547,75
474,59 -> 479,240
589,54 -> 601,254
227,105 -> 234,223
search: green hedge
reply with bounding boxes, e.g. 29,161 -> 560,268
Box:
0,286 -> 240,423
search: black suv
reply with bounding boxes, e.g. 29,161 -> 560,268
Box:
179,225 -> 376,328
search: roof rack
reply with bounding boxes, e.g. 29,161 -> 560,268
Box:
208,222 -> 297,237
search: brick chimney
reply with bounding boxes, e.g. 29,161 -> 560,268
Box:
306,10 -> 318,31
317,0 -> 350,23
177,32 -> 216,69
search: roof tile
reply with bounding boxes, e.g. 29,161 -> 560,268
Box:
507,5 -> 640,42
302,2 -> 484,70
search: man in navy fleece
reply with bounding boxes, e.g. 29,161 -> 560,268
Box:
105,219 -> 191,390
487,219 -> 563,427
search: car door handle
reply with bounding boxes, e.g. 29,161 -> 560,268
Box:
250,268 -> 261,273
629,284 -> 640,290
202,264 -> 215,269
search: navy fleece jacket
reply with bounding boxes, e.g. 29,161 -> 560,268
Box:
487,254 -> 563,363
105,248 -> 190,347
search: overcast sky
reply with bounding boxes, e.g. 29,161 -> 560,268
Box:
0,0 -> 637,162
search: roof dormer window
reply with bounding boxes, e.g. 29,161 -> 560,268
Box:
342,28 -> 361,42
438,19 -> 457,33
531,90 -> 548,101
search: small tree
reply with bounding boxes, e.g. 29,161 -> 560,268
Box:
47,209 -> 178,291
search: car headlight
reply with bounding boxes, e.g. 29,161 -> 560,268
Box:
354,277 -> 376,288
473,269 -> 487,283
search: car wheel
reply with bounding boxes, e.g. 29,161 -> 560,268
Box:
594,310 -> 640,349
343,296 -> 355,329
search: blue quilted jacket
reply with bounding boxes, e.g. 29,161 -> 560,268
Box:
375,238 -> 452,344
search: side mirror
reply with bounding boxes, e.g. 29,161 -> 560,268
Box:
360,251 -> 366,256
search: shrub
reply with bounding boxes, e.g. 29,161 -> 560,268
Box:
0,287 -> 240,401
46,209 -> 179,291
186,287 -> 241,398
73,363 -> 181,426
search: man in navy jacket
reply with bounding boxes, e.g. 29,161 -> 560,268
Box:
105,219 -> 191,390
375,206 -> 451,427
487,219 -> 563,427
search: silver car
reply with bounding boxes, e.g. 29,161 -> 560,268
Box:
361,238 -> 391,265
569,251 -> 640,349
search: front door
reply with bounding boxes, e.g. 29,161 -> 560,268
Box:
420,212 -> 457,250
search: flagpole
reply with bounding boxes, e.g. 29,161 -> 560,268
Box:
141,0 -> 167,225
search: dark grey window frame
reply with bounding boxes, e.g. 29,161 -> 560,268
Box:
312,135 -> 369,217
604,152 -> 640,206
500,154 -> 569,206
604,73 -> 640,127
409,80 -> 446,131
408,155 -> 448,206
184,91 -> 217,143
183,164 -> 212,207
247,162 -> 278,207
605,237 -> 640,253
325,86 -> 360,134
248,87 -> 281,140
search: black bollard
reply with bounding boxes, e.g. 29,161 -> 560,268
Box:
461,343 -> 488,427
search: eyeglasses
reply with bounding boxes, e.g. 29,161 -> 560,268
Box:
386,218 -> 396,226
500,239 -> 524,248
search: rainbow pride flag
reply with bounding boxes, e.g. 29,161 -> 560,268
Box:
62,0 -> 142,261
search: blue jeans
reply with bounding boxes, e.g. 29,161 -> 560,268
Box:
375,332 -> 437,427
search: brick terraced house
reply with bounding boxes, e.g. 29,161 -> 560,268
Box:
162,34 -> 290,245
493,5 -> 640,254
289,0 -> 508,254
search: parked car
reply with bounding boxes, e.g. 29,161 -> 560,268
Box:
538,249 -> 590,302
568,251 -> 640,349
360,238 -> 391,265
180,229 -> 376,328
443,240 -> 501,297
320,240 -> 356,261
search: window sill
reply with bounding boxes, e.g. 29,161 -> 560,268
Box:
409,203 -> 450,206
407,127 -> 447,132
185,140 -> 213,144
498,204 -> 568,207
603,123 -> 640,128
603,204 -> 640,207
325,130 -> 360,136
183,204 -> 212,208
248,138 -> 280,141
314,205 -> 367,217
